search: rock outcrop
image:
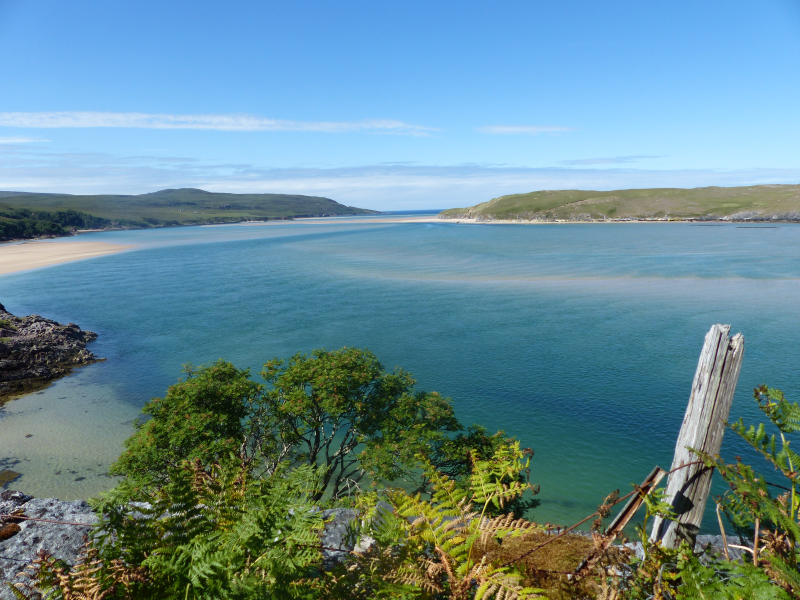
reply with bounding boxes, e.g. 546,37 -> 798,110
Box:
0,303 -> 101,402
0,490 -> 98,600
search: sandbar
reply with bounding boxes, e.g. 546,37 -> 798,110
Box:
0,240 -> 135,276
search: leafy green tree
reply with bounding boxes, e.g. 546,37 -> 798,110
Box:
111,348 -> 539,515
261,347 -> 462,500
110,360 -> 262,487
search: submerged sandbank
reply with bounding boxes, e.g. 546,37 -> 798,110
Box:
0,241 -> 135,276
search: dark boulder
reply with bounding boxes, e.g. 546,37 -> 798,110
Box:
0,304 -> 102,401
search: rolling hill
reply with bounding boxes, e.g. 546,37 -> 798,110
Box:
439,184 -> 800,222
0,188 -> 377,241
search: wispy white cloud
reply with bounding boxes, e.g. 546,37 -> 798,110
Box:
0,111 -> 436,136
477,125 -> 574,135
561,155 -> 667,165
0,136 -> 49,144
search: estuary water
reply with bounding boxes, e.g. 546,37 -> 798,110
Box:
2,218 -> 800,530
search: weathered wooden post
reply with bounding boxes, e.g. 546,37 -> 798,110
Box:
650,324 -> 744,549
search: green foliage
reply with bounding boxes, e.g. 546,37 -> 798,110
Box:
110,349 -> 530,511
14,428 -> 545,600
628,540 -> 790,600
427,425 -> 540,518
14,460 -> 325,600
110,360 -> 261,488
17,349 -> 548,600
633,486 -> 677,561
332,442 -> 543,599
262,347 -> 463,500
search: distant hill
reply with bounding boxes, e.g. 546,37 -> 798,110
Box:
0,188 -> 378,241
439,184 -> 800,222
0,191 -> 53,197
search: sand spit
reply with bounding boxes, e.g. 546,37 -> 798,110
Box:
0,241 -> 134,276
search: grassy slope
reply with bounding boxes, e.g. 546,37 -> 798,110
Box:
0,188 -> 377,226
439,184 -> 800,221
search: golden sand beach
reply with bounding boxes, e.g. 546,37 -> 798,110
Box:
0,240 -> 135,276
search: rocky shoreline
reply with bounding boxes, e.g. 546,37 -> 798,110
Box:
0,303 -> 102,403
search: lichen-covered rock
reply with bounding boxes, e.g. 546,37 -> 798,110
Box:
0,492 -> 98,600
0,302 -> 101,401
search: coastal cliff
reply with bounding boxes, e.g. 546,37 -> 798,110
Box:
0,303 -> 101,402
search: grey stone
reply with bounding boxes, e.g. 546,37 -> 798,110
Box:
320,502 -> 394,569
0,495 -> 97,600
0,490 -> 32,517
320,508 -> 359,568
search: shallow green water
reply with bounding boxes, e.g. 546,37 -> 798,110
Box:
2,219 -> 799,530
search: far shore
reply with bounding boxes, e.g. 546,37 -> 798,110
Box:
0,240 -> 136,276
236,215 -> 752,226
0,214 -> 784,277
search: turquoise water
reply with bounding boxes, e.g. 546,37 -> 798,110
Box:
2,219 -> 800,530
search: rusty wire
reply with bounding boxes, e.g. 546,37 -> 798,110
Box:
0,514 -> 94,527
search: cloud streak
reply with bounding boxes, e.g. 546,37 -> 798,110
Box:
561,155 -> 667,165
0,136 -> 49,144
477,125 -> 574,135
0,111 -> 436,136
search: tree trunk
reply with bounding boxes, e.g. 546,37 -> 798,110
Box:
650,324 -> 744,549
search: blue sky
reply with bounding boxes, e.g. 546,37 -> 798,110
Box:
1,0 -> 799,209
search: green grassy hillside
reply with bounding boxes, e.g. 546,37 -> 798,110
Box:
439,184 -> 800,222
0,188 -> 377,241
